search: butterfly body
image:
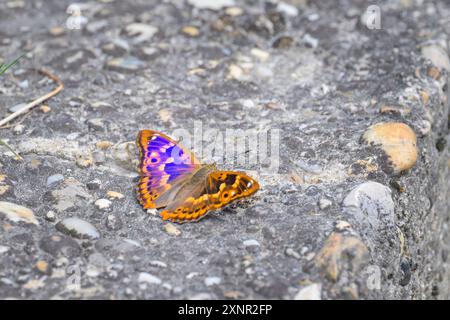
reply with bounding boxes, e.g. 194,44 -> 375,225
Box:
137,130 -> 259,223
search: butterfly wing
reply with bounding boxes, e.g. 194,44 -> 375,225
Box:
160,170 -> 259,223
137,130 -> 200,209
160,176 -> 211,223
206,171 -> 260,209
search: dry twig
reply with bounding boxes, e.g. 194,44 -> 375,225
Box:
0,68 -> 64,128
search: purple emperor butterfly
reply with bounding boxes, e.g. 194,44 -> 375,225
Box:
137,130 -> 259,223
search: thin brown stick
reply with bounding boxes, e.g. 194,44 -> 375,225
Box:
0,68 -> 64,128
0,110 -> 32,129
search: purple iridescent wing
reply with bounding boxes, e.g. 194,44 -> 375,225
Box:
136,130 -> 200,209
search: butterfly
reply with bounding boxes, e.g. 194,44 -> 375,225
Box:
136,130 -> 260,223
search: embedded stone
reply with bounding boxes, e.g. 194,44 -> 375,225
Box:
315,232 -> 369,282
362,122 -> 418,174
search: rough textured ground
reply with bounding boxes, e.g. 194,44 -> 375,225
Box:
0,0 -> 449,299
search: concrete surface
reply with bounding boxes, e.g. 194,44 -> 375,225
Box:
0,0 -> 449,299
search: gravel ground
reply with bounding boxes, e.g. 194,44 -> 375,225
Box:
0,0 -> 449,299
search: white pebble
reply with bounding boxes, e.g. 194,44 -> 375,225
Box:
285,248 -> 301,259
189,293 -> 212,300
318,198 -> 332,210
138,272 -> 162,285
277,2 -> 298,16
45,211 -> 56,222
204,276 -> 221,286
187,0 -> 235,10
294,283 -> 322,300
243,239 -> 260,247
95,198 -> 112,210
0,246 -> 9,254
0,201 -> 38,225
150,260 -> 167,268
56,217 -> 100,239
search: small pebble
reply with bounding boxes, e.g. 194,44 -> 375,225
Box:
150,260 -> 167,268
294,283 -> 322,300
187,0 -> 235,10
243,239 -> 260,247
186,272 -> 200,279
181,26 -> 200,37
225,7 -> 243,16
162,283 -> 173,290
87,118 -> 105,131
164,223 -> 181,236
335,220 -> 352,231
224,291 -> 244,299
96,141 -> 113,150
35,260 -> 49,274
189,293 -> 212,300
125,23 -> 158,43
95,198 -> 112,210
285,248 -> 301,259
227,64 -> 246,81
92,151 -> 106,164
18,80 -> 28,89
55,217 -> 100,240
75,154 -> 93,168
13,124 -> 25,134
23,279 -> 45,290
0,185 -> 9,196
204,276 -> 221,286
46,174 -> 64,187
107,190 -> 124,200
0,246 -> 9,254
0,201 -> 38,225
90,101 -> 112,108
105,214 -> 122,231
277,2 -> 299,16
48,26 -> 65,37
302,34 -> 319,48
318,198 -> 332,210
40,105 -> 51,113
138,272 -> 162,285
272,36 -> 294,49
105,56 -> 146,73
6,0 -> 25,9
139,47 -> 159,59
250,48 -> 270,62
417,120 -> 431,136
102,39 -> 130,56
45,211 -> 56,222
86,179 -> 101,190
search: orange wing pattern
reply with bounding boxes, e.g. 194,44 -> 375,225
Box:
160,171 -> 259,223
